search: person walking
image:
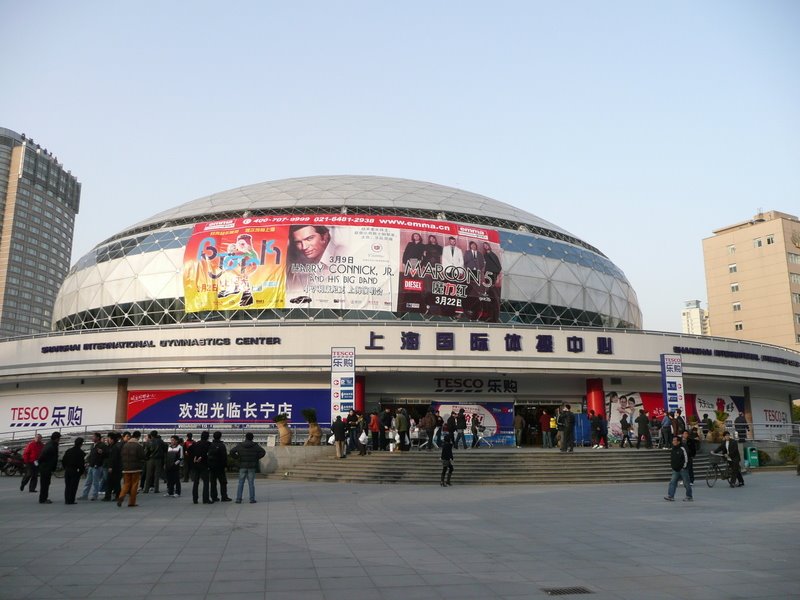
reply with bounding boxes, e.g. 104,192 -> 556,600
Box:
346,410 -> 358,453
514,411 -> 526,448
20,433 -> 44,493
558,405 -> 575,452
635,410 -> 652,449
620,414 -> 632,448
103,432 -> 123,502
714,431 -> 745,487
62,437 -> 86,505
209,431 -> 231,502
208,431 -> 231,501
368,412 -> 381,452
440,434 -> 454,487
379,408 -> 393,451
229,432 -> 266,504
539,411 -> 552,448
37,432 -> 61,504
664,435 -> 693,502
734,413 -> 750,443
190,430 -> 212,504
182,432 -> 195,482
356,413 -> 368,456
674,409 -> 687,437
117,431 -> 145,507
144,430 -> 166,494
434,411 -> 444,447
470,414 -> 480,448
80,432 -> 107,501
332,416 -> 347,459
660,412 -> 674,449
589,410 -> 600,448
419,410 -> 436,450
164,435 -> 183,498
396,408 -> 410,451
454,408 -> 468,450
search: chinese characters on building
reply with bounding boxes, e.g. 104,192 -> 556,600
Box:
364,330 -> 614,356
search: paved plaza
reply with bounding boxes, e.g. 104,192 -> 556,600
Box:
0,470 -> 798,600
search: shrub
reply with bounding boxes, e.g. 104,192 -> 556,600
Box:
778,444 -> 799,464
301,408 -> 318,424
274,413 -> 288,423
757,450 -> 771,465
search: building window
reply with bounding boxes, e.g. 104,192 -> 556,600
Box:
727,244 -> 736,255
791,273 -> 800,285
732,302 -> 741,312
793,293 -> 800,304
729,264 -> 737,273
789,253 -> 800,265
796,314 -> 800,325
731,283 -> 739,292
766,234 -> 774,245
754,238 -> 762,248
734,322 -> 743,331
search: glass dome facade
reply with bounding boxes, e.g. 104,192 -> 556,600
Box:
54,176 -> 641,330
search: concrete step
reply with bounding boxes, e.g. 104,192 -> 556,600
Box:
281,448 -> 712,485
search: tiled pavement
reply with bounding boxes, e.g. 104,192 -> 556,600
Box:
0,470 -> 798,599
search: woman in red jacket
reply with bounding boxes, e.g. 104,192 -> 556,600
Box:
368,412 -> 380,453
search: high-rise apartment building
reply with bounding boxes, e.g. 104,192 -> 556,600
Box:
681,299 -> 710,336
0,127 -> 80,337
702,210 -> 800,349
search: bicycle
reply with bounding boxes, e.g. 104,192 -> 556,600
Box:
706,452 -> 735,488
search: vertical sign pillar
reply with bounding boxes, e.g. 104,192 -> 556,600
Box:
660,354 -> 686,416
331,347 -> 356,424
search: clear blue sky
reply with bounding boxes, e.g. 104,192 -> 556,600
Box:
2,1 -> 798,332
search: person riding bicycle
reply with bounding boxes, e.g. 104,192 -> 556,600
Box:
713,431 -> 745,488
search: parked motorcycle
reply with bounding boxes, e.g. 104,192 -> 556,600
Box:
0,447 -> 24,476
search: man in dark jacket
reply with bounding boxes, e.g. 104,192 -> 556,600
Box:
189,431 -> 212,504
80,432 -> 107,501
229,432 -> 266,504
144,430 -> 166,494
379,408 -> 393,451
558,405 -> 575,453
454,409 -> 467,450
440,434 -> 454,486
734,413 -> 750,443
209,431 -> 231,502
715,431 -> 745,487
445,411 -> 457,445
331,416 -> 347,459
635,409 -> 652,449
37,432 -> 61,504
103,432 -> 123,502
665,434 -> 693,501
62,437 -> 86,505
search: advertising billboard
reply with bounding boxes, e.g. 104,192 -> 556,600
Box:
127,389 -> 331,426
183,214 -> 502,321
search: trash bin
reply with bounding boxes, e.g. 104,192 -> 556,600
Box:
745,446 -> 759,468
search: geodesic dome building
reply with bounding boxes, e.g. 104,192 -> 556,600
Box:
54,176 -> 642,331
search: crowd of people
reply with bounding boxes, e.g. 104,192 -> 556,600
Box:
18,429 -> 266,506
329,407 -> 491,457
